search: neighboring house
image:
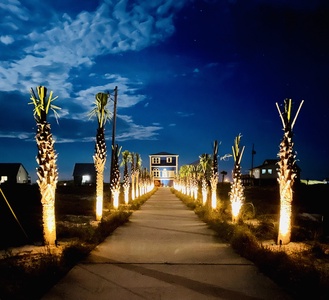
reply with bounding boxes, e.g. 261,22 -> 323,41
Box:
0,163 -> 30,184
73,163 -> 96,185
250,159 -> 301,185
149,152 -> 179,187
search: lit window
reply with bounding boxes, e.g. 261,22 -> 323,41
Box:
166,157 -> 172,163
153,168 -> 160,177
152,157 -> 160,164
261,169 -> 266,174
82,175 -> 91,184
0,176 -> 8,184
268,169 -> 273,175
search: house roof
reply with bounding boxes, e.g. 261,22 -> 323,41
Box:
149,152 -> 178,156
72,163 -> 96,176
252,159 -> 301,171
0,163 -> 28,177
252,159 -> 278,169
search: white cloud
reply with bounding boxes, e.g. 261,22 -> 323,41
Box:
0,131 -> 33,140
117,113 -> 163,141
0,35 -> 14,45
54,136 -> 94,144
0,0 -> 186,144
71,73 -> 147,120
0,0 -> 29,21
0,0 -> 187,102
176,111 -> 194,117
116,124 -> 161,141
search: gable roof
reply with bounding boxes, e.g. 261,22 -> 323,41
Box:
252,159 -> 301,171
73,163 -> 96,176
0,163 -> 28,177
149,152 -> 178,156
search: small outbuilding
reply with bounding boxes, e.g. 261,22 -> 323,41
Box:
0,163 -> 30,184
72,163 -> 96,186
250,159 -> 301,185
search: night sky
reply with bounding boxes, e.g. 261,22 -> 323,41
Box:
0,0 -> 328,183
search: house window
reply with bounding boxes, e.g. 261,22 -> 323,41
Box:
261,169 -> 266,174
166,157 -> 172,163
268,169 -> 273,175
153,168 -> 160,177
82,175 -> 91,185
162,169 -> 168,177
0,176 -> 8,184
152,157 -> 160,164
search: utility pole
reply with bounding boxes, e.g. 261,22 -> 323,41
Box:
109,86 -> 118,200
251,143 -> 256,185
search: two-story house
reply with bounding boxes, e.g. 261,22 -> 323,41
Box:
149,152 -> 179,187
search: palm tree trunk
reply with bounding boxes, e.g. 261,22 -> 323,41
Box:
94,128 -> 106,221
95,168 -> 104,221
36,122 -> 58,246
277,131 -> 295,245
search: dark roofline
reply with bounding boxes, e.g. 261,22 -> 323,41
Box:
149,152 -> 178,156
0,163 -> 29,175
251,159 -> 301,171
73,163 -> 95,176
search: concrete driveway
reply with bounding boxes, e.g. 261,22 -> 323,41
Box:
43,187 -> 292,299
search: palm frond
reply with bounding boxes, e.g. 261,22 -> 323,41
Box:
29,86 -> 60,123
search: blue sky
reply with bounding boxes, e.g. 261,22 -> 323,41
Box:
0,0 -> 328,182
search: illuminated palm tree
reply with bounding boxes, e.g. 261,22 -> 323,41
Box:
120,150 -> 131,204
178,164 -> 189,194
88,92 -> 112,221
135,153 -> 142,198
199,153 -> 211,205
210,140 -> 219,209
276,98 -> 304,245
229,134 -> 245,223
29,86 -> 60,246
130,152 -> 136,200
111,144 -> 122,209
189,164 -> 198,200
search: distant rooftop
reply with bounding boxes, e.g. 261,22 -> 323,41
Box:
149,152 -> 178,156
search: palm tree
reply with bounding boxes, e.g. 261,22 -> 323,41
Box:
134,153 -> 142,199
210,140 -> 219,209
229,134 -> 245,223
190,164 -> 199,200
130,152 -> 136,200
120,150 -> 131,204
199,153 -> 211,205
276,99 -> 304,245
111,144 -> 122,209
29,86 -> 60,246
88,92 -> 112,221
178,164 -> 190,194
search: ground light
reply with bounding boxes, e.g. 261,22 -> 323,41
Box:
96,195 -> 103,220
